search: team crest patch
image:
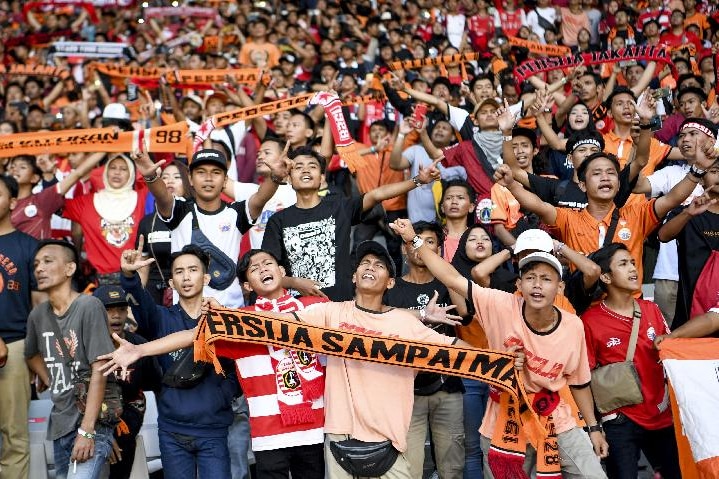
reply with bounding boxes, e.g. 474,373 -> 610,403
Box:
101,217 -> 134,247
647,327 -> 656,341
617,218 -> 632,241
219,222 -> 231,232
477,198 -> 493,224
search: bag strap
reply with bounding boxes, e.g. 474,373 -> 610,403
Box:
625,302 -> 642,362
189,203 -> 200,231
602,208 -> 621,248
148,212 -> 166,285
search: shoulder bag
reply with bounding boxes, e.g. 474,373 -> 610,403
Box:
590,303 -> 644,414
189,205 -> 236,290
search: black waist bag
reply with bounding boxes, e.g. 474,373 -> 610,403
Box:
162,347 -> 211,389
190,207 -> 236,290
329,438 -> 399,477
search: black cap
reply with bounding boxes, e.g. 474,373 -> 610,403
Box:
190,148 -> 228,172
355,240 -> 396,278
93,285 -> 128,307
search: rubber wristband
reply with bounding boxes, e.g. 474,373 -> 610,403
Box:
584,424 -> 602,434
143,173 -> 160,184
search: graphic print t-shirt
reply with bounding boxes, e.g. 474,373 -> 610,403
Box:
262,195 -> 365,301
25,295 -> 115,440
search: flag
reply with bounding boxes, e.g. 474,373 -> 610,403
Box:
659,338 -> 719,479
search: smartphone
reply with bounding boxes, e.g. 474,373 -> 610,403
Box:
651,88 -> 671,100
127,83 -> 138,102
409,103 -> 428,129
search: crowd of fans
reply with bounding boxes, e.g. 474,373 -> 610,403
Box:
1,0 -> 719,478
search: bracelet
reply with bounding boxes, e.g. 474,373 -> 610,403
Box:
554,242 -> 565,255
419,308 -> 427,322
502,135 -> 513,142
143,173 -> 160,184
410,235 -> 425,250
411,175 -> 423,188
77,428 -> 96,440
689,164 -> 707,178
370,145 -> 377,154
397,133 -> 406,138
584,424 -> 602,434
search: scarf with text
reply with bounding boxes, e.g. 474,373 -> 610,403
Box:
488,388 -> 561,479
143,6 -> 222,24
253,293 -> 325,425
386,51 -> 482,71
514,45 -> 675,83
192,93 -> 314,152
48,41 -> 134,59
0,64 -> 71,80
309,91 -> 364,173
194,305 -> 545,442
88,62 -> 263,89
0,122 -> 190,157
23,1 -> 99,23
507,36 -> 571,56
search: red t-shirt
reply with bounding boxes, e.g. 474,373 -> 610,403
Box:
12,185 -> 65,240
582,299 -> 673,429
63,191 -> 147,274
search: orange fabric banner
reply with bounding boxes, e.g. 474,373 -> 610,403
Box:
0,64 -> 71,80
386,51 -> 482,71
0,122 -> 190,157
508,36 -> 572,56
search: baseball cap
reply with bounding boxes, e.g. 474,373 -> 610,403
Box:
190,148 -> 228,172
514,229 -> 554,255
518,251 -> 563,278
181,94 -> 204,108
93,285 -> 128,308
355,240 -> 396,278
102,103 -> 132,130
279,53 -> 298,64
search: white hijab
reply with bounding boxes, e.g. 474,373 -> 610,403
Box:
93,155 -> 138,223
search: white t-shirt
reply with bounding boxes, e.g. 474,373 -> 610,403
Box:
446,13 -> 466,49
526,7 -> 558,43
233,181 -> 297,249
647,164 -> 704,281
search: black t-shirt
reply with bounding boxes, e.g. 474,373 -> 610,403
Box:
672,208 -> 719,328
0,230 -> 38,343
136,212 -> 172,285
527,165 -> 635,211
262,195 -> 365,301
384,277 -> 463,395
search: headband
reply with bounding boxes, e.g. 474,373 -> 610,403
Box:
570,139 -> 602,153
680,121 -> 717,139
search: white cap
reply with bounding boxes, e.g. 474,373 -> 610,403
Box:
181,94 -> 204,108
518,251 -> 563,277
514,229 -> 554,255
102,103 -> 130,121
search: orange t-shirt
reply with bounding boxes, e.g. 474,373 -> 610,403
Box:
239,41 -> 281,68
353,146 -> 407,212
685,13 -> 710,38
490,183 -> 522,230
602,131 -> 671,176
471,286 -> 591,437
294,301 -> 456,452
552,199 -> 660,294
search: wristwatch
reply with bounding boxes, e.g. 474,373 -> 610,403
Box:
584,424 -> 603,434
411,175 -> 423,188
689,164 -> 707,178
410,235 -> 425,250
